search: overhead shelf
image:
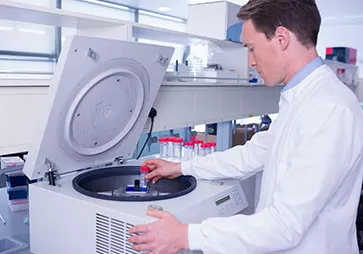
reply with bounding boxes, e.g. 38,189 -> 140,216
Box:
0,1 -> 243,47
0,0 -> 122,28
0,84 -> 281,155
132,23 -> 243,48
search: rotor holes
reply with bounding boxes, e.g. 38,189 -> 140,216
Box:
74,49 -> 78,52
117,79 -> 120,82
77,113 -> 80,117
94,142 -> 98,146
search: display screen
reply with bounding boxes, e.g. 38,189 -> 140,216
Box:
215,195 -> 231,206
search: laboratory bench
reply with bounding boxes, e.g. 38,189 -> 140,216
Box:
0,187 -> 30,254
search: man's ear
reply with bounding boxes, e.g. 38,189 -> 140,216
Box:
275,26 -> 290,50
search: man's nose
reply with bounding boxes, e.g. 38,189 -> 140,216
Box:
248,52 -> 256,67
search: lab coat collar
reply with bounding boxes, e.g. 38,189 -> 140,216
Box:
279,65 -> 330,106
282,57 -> 324,92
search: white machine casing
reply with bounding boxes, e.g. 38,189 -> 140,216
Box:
29,173 -> 247,254
23,35 -> 248,254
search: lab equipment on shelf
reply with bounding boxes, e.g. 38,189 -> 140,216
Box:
200,143 -> 211,156
210,142 -> 216,153
183,141 -> 194,161
167,137 -> 174,159
173,137 -> 183,159
193,140 -> 204,156
159,137 -> 168,159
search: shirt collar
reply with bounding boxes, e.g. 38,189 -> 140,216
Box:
282,57 -> 324,92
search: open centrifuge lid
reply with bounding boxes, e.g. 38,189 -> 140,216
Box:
23,35 -> 173,180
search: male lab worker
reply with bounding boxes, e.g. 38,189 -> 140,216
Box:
128,0 -> 363,253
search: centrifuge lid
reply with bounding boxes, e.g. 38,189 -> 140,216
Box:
23,35 -> 173,180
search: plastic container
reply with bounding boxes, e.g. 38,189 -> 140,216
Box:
140,166 -> 150,187
200,143 -> 211,156
0,156 -> 24,169
173,137 -> 183,159
183,141 -> 194,161
7,186 -> 28,200
193,140 -> 204,156
167,137 -> 175,159
7,199 -> 28,212
209,142 -> 216,153
5,172 -> 27,188
158,137 -> 168,158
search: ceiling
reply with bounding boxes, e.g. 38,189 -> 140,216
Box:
110,0 -> 363,22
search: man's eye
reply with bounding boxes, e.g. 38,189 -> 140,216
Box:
249,48 -> 254,52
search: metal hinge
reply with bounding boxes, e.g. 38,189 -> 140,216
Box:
44,159 -> 58,186
114,156 -> 125,165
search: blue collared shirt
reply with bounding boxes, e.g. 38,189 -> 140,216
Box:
282,57 -> 324,92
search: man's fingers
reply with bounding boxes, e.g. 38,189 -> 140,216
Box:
129,224 -> 149,234
142,161 -> 157,171
128,234 -> 155,244
132,243 -> 155,252
147,209 -> 169,219
142,158 -> 161,167
145,170 -> 160,180
141,160 -> 151,167
152,176 -> 162,184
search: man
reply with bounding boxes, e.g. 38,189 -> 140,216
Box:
128,0 -> 363,253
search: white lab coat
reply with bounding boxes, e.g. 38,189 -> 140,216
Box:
181,65 -> 363,254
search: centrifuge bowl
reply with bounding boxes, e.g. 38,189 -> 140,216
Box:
72,165 -> 197,201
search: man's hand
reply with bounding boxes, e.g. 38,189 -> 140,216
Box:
128,210 -> 189,254
142,159 -> 182,184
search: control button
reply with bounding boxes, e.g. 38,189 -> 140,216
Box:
147,204 -> 163,211
211,180 -> 224,186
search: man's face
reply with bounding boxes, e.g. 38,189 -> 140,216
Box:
241,19 -> 286,86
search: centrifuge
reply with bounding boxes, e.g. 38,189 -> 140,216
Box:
22,35 -> 248,254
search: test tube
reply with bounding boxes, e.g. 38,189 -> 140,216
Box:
183,141 -> 194,161
209,142 -> 216,153
200,143 -> 211,156
167,137 -> 175,159
159,137 -> 168,159
173,137 -> 183,160
193,140 -> 204,156
140,166 -> 150,187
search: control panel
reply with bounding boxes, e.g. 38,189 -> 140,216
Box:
215,187 -> 247,216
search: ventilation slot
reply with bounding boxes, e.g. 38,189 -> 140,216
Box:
125,223 -> 139,254
96,213 -> 110,254
110,218 -> 125,254
96,213 -> 139,254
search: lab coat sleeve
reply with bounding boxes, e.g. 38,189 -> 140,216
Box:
187,104 -> 363,253
181,129 -> 272,180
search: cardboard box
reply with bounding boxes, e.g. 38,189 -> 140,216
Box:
195,133 -> 217,143
232,127 -> 254,147
232,125 -> 269,147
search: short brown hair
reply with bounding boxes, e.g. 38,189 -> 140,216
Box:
237,0 -> 321,47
